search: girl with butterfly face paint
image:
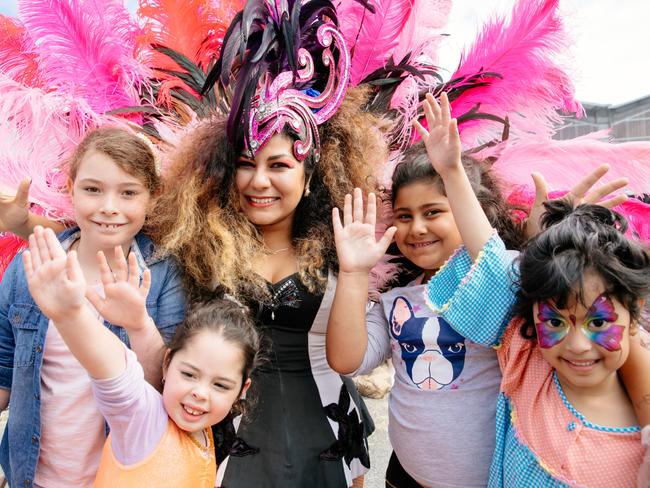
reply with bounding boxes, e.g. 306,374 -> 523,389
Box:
426,200 -> 650,487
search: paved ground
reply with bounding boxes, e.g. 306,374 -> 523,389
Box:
364,396 -> 390,488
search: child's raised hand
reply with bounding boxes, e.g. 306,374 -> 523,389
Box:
85,246 -> 152,332
412,92 -> 462,176
0,178 -> 30,233
23,226 -> 86,323
332,188 -> 396,274
526,164 -> 629,238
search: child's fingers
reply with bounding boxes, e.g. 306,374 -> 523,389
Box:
23,250 -> 34,279
596,193 -> 628,209
34,226 -> 52,264
332,207 -> 343,236
141,269 -> 152,297
448,118 -> 460,144
343,193 -> 352,227
44,228 -> 65,260
377,226 -> 397,253
14,178 -> 31,207
439,92 -> 451,128
28,234 -> 42,269
584,177 -> 628,204
411,119 -> 428,139
65,250 -> 84,284
531,172 -> 549,208
422,94 -> 437,130
96,251 -> 116,285
364,193 -> 376,225
353,188 -> 363,222
568,164 -> 610,200
113,246 -> 128,282
127,252 -> 139,287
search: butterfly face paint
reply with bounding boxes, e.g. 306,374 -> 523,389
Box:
580,294 -> 625,351
535,294 -> 625,352
535,301 -> 570,348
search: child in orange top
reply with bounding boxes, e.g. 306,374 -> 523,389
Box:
23,226 -> 261,488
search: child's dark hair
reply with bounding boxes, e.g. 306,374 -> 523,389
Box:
165,299 -> 262,418
68,127 -> 160,193
390,141 -> 525,250
515,201 -> 650,339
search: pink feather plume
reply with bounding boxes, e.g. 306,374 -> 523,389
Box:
0,74 -> 131,223
491,130 -> 650,195
392,0 -> 451,65
18,0 -> 150,114
448,0 -> 582,148
338,0 -> 415,85
0,15 -> 42,87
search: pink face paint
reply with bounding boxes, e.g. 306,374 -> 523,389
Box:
580,294 -> 624,352
535,301 -> 570,348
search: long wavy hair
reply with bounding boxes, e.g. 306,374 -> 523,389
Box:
149,86 -> 389,302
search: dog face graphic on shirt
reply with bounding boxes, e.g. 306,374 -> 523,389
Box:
389,296 -> 466,390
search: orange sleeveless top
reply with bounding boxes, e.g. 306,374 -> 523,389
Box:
93,420 -> 216,488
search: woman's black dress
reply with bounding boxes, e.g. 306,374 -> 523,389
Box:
214,272 -> 373,487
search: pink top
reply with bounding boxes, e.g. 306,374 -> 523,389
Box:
496,319 -> 642,486
91,346 -> 168,464
34,320 -> 106,488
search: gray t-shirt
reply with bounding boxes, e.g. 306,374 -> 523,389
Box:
355,278 -> 501,487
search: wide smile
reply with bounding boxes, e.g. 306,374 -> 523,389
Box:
407,240 -> 439,249
181,403 -> 207,420
91,221 -> 126,231
245,196 -> 280,208
562,357 -> 600,372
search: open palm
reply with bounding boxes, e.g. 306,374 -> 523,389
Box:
23,227 -> 86,323
332,188 -> 396,274
412,92 -> 462,176
86,246 -> 151,331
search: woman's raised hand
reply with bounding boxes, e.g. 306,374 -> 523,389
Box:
23,226 -> 86,323
0,178 -> 31,234
86,246 -> 152,332
412,92 -> 462,176
332,188 -> 396,274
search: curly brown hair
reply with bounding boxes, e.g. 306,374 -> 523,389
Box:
149,86 -> 389,302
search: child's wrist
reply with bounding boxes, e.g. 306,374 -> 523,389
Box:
125,314 -> 155,333
438,161 -> 464,179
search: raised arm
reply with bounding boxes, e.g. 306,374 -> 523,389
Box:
85,247 -> 166,388
327,189 -> 396,374
412,92 -> 492,260
1,179 -> 65,240
24,226 -> 126,379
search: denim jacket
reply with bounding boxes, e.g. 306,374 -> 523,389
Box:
0,228 -> 186,488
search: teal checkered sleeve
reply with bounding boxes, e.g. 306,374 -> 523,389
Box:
424,232 -> 519,346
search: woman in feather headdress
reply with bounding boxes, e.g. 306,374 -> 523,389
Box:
147,0 -> 388,486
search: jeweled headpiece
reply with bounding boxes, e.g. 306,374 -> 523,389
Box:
203,0 -> 350,161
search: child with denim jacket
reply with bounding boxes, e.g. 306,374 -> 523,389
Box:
0,128 -> 185,488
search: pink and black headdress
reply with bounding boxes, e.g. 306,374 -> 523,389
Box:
203,0 -> 352,162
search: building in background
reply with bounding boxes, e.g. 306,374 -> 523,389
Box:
556,95 -> 650,142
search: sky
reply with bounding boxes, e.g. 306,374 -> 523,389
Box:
1,0 -> 647,106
